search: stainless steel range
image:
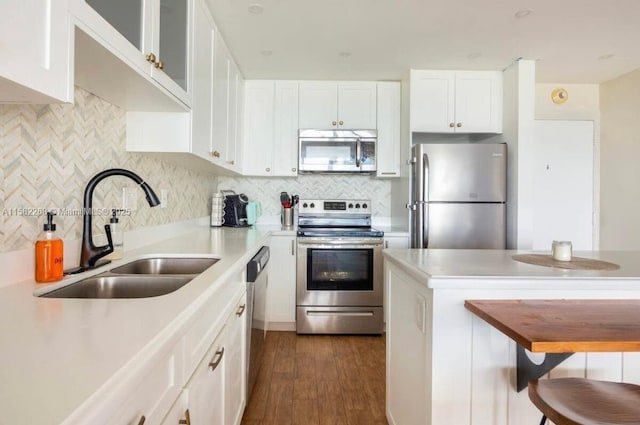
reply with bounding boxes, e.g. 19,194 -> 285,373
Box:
296,199 -> 384,334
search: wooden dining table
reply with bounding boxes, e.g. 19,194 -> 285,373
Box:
464,299 -> 640,391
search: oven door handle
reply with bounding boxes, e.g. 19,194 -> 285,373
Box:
306,311 -> 375,317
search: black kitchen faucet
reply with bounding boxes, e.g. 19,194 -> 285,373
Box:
66,168 -> 160,274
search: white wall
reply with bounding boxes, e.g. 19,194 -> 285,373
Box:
600,68 -> 640,249
535,84 -> 600,120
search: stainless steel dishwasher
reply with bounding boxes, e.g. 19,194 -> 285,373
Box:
246,246 -> 269,399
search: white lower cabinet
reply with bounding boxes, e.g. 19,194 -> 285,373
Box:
162,330 -> 225,425
162,292 -> 247,425
105,342 -> 184,425
267,235 -> 297,330
386,265 -> 429,425
225,296 -> 248,425
383,235 -> 409,249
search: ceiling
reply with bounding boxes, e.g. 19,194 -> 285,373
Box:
204,0 -> 640,84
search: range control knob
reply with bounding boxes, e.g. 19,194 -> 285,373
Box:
355,203 -> 361,209
310,203 -> 315,208
362,203 -> 368,209
348,203 -> 354,209
302,203 -> 308,208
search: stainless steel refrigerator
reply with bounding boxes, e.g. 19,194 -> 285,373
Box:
409,143 -> 507,249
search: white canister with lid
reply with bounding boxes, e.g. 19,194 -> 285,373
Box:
211,193 -> 225,227
552,240 -> 572,261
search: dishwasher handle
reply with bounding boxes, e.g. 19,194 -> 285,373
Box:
247,246 -> 270,282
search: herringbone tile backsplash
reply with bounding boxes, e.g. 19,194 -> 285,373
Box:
217,175 -> 391,217
0,87 -> 216,253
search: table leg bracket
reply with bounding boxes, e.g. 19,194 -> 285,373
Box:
516,345 -> 573,392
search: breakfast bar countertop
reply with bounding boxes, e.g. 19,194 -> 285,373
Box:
382,249 -> 640,289
464,299 -> 640,353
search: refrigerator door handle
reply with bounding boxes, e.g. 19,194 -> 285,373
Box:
422,153 -> 430,248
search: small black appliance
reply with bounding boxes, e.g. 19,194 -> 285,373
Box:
223,193 -> 249,227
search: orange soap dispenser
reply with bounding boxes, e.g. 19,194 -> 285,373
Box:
35,211 -> 64,283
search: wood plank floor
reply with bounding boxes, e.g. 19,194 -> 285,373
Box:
241,331 -> 388,425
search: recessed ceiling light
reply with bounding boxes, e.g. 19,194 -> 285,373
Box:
248,4 -> 263,14
261,50 -> 273,57
514,9 -> 533,18
598,54 -> 614,60
339,52 -> 351,58
467,52 -> 482,60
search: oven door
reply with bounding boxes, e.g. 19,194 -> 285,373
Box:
296,237 -> 383,306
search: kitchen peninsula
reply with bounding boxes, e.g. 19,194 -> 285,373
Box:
383,249 -> 640,425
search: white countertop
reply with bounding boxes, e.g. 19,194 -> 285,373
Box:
383,249 -> 640,289
0,224 -> 270,425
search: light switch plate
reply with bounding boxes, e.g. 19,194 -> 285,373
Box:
160,189 -> 168,209
122,187 -> 138,211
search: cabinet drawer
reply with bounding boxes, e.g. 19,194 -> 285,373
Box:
160,390 -> 189,425
183,271 -> 245,374
106,343 -> 184,425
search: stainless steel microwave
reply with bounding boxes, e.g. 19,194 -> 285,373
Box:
298,129 -> 377,173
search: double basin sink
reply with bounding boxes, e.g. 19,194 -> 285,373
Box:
41,257 -> 219,299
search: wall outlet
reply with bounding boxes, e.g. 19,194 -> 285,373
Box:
122,187 -> 138,211
160,189 -> 168,209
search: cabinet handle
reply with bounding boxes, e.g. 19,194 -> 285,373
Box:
291,240 -> 295,256
266,167 -> 271,172
449,122 -> 455,128
209,347 -> 224,371
211,151 -> 220,158
137,416 -> 146,425
380,172 -> 397,175
179,409 -> 191,425
292,167 -> 297,172
145,53 -> 156,63
385,241 -> 389,249
339,120 -> 344,126
236,304 -> 246,317
227,160 -> 235,165
155,60 -> 164,70
332,121 -> 337,126
456,122 -> 462,127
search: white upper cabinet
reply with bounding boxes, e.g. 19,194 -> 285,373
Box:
243,81 -> 275,176
71,0 -> 193,107
376,82 -> 401,177
190,0 -> 215,160
209,35 -> 243,172
273,81 -> 299,176
299,81 -> 377,129
0,0 -> 73,103
410,70 -> 502,133
242,81 -> 298,177
211,36 -> 230,164
226,60 -> 243,169
338,82 -> 378,129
